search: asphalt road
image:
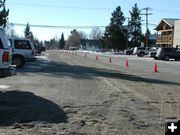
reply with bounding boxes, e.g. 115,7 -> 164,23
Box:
0,50 -> 179,135
76,51 -> 180,76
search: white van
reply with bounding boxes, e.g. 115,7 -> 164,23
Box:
0,28 -> 16,77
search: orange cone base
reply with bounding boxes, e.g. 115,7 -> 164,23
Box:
125,59 -> 129,68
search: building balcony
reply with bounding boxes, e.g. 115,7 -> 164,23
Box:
156,35 -> 173,45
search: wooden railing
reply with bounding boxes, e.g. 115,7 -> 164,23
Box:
156,35 -> 172,44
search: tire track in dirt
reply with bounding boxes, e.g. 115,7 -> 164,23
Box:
153,86 -> 180,125
101,78 -> 160,135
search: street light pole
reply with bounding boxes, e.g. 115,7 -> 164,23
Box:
141,7 -> 152,47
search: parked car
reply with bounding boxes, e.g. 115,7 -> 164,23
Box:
9,38 -> 36,67
124,48 -> 134,55
69,47 -> 79,51
112,51 -> 125,55
155,47 -> 180,61
41,46 -> 46,52
133,47 -> 150,57
34,43 -> 42,55
0,28 -> 16,77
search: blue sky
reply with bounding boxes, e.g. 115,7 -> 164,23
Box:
6,0 -> 180,41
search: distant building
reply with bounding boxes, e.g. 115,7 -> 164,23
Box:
155,18 -> 180,48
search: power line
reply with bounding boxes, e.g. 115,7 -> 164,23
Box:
9,15 -> 108,22
154,8 -> 180,14
9,23 -> 106,29
10,22 -> 156,30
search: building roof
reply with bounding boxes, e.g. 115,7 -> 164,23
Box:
162,18 -> 180,27
155,18 -> 180,31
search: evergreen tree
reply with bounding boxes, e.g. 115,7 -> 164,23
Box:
24,23 -> 31,38
0,0 -> 9,28
24,23 -> 34,41
103,6 -> 127,50
128,3 -> 143,47
59,33 -> 65,49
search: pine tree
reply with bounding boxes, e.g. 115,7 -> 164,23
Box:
128,3 -> 143,47
24,23 -> 34,41
60,33 -> 65,49
24,23 -> 31,38
103,6 -> 127,50
0,0 -> 9,28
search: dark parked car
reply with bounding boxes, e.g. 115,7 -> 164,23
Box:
41,46 -> 46,52
155,47 -> 180,61
34,43 -> 42,55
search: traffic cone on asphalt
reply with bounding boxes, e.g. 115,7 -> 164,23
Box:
125,59 -> 129,68
109,57 -> 112,63
96,55 -> 98,60
154,63 -> 158,73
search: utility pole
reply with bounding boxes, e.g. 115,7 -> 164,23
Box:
141,7 -> 152,47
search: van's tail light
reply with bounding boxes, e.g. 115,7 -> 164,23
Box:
2,51 -> 9,64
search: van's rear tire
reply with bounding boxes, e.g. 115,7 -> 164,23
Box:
13,56 -> 25,68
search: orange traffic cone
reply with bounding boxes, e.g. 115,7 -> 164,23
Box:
96,55 -> 98,60
109,57 -> 112,63
154,63 -> 158,73
125,59 -> 129,68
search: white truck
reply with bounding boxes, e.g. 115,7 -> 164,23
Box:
133,47 -> 150,57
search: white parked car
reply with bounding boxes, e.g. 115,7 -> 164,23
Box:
133,47 -> 150,57
0,28 -> 16,77
9,38 -> 36,67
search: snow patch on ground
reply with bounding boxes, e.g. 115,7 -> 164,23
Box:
36,55 -> 49,61
0,85 -> 10,89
